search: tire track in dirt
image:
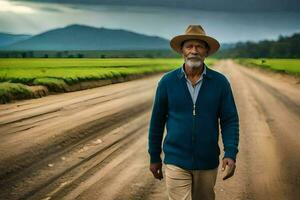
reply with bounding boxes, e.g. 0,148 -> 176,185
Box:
214,60 -> 300,200
25,112 -> 151,200
53,114 -> 168,200
239,69 -> 300,116
0,74 -> 163,200
0,103 -> 152,200
0,75 -> 160,177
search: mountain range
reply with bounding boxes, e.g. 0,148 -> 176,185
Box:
0,33 -> 31,47
0,24 -> 170,51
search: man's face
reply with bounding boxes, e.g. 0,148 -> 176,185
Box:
181,39 -> 209,69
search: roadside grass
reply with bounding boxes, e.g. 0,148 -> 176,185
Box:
0,82 -> 34,103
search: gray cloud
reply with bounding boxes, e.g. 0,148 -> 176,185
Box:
12,0 -> 300,12
2,0 -> 300,43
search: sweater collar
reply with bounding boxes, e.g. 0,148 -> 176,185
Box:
177,63 -> 212,79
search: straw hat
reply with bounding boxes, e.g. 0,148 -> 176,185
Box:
170,25 -> 220,55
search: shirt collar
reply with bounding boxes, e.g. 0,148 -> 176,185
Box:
180,63 -> 207,79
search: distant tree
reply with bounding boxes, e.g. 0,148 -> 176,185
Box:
145,54 -> 154,58
215,33 -> 300,58
56,52 -> 62,58
28,51 -> 34,58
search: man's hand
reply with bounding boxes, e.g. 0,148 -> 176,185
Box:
221,158 -> 236,180
150,162 -> 163,180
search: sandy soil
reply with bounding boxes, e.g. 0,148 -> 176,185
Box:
213,60 -> 300,200
0,60 -> 299,200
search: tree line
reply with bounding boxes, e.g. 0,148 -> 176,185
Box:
215,33 -> 300,58
0,50 -> 179,58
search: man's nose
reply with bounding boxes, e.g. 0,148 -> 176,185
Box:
190,46 -> 198,54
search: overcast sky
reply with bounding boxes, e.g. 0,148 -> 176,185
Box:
1,0 -> 299,43
11,0 -> 300,12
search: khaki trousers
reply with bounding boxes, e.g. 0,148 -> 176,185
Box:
165,164 -> 218,200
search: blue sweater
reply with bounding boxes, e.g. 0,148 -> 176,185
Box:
148,64 -> 239,170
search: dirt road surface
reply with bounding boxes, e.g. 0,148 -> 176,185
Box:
0,60 -> 299,200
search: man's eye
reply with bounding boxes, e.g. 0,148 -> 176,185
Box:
185,45 -> 203,49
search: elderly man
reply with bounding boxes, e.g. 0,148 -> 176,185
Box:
148,25 -> 239,200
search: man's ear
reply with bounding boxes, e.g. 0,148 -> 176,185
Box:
205,49 -> 209,57
180,50 -> 185,57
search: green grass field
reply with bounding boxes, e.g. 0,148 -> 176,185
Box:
0,58 -> 216,103
236,58 -> 300,76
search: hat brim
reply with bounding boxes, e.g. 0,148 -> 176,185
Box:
170,35 -> 220,56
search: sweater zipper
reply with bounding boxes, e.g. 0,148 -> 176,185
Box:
191,84 -> 196,167
192,103 -> 196,167
193,104 -> 196,116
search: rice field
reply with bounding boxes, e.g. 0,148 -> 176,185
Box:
0,58 -> 181,85
0,58 -> 217,84
0,58 -> 216,103
236,58 -> 300,76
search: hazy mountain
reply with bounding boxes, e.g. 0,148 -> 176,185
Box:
0,33 -> 31,47
2,24 -> 169,51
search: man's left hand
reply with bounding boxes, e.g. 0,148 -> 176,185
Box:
221,158 -> 236,180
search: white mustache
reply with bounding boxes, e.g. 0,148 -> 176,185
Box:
187,56 -> 202,60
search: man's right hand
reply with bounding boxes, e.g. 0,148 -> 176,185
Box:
149,162 -> 163,180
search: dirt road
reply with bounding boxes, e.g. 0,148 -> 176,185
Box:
0,60 -> 299,200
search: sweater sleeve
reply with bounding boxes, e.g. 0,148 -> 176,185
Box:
148,78 -> 168,163
219,78 -> 239,161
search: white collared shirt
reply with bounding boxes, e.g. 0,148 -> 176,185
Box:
181,64 -> 207,104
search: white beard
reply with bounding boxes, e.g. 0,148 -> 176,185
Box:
185,58 -> 203,69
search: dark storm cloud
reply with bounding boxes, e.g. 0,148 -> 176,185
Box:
12,0 -> 300,12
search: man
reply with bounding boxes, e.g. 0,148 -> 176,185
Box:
148,25 -> 239,200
